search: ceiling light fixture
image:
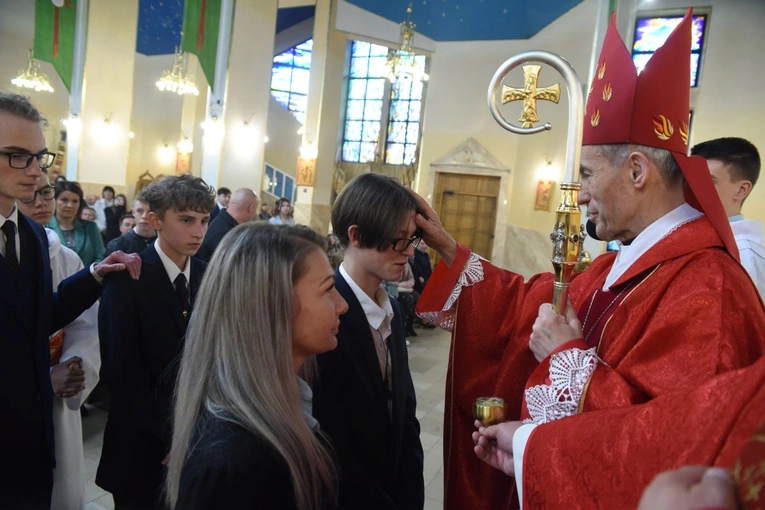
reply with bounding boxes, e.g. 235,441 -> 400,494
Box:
386,3 -> 429,86
156,47 -> 200,96
11,50 -> 54,93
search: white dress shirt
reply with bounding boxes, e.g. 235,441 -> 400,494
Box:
154,239 -> 190,288
339,263 -> 394,380
730,214 -> 765,297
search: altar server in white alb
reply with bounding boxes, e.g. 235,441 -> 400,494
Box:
17,170 -> 100,510
692,137 -> 765,297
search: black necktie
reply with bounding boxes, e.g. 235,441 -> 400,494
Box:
174,273 -> 190,317
1,220 -> 19,276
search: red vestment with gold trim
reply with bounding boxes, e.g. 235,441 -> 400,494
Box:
417,216 -> 765,509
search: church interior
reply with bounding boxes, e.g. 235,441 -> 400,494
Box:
2,0 -> 764,508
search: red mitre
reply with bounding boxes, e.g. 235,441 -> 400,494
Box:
583,9 -> 739,260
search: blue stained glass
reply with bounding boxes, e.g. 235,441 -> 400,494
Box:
632,53 -> 652,75
366,79 -> 385,99
350,57 -> 369,78
397,82 -> 412,100
343,141 -> 360,162
349,79 -> 367,99
352,41 -> 371,57
265,164 -> 274,186
408,101 -> 421,121
634,16 -> 706,53
690,53 -> 700,87
345,121 -> 363,141
271,91 -> 290,109
295,111 -> 306,125
415,54 -> 427,67
297,40 -> 313,51
289,94 -> 307,115
271,67 -> 293,92
370,43 -> 389,57
273,52 -> 294,66
389,121 -> 407,143
360,142 -> 377,162
293,47 -> 312,69
274,172 -> 284,198
363,100 -> 383,120
387,143 -> 405,165
368,57 -> 388,78
390,100 -> 408,121
361,121 -> 380,142
406,123 -> 420,144
404,144 -> 417,165
410,79 -> 424,100
346,100 -> 366,120
291,68 -> 310,95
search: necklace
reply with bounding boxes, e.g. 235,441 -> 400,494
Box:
582,283 -> 633,344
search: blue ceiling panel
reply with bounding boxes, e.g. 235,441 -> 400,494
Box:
346,0 -> 584,41
136,0 -> 184,56
276,6 -> 316,33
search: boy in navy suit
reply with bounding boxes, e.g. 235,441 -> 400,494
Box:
0,93 -> 140,509
97,175 -> 215,509
313,173 -> 425,509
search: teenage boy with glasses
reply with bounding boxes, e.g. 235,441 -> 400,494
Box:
0,92 -> 140,509
312,173 -> 425,510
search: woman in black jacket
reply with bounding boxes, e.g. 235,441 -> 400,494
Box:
166,224 -> 348,510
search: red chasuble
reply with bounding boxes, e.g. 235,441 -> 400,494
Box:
523,357 -> 765,508
417,216 -> 765,510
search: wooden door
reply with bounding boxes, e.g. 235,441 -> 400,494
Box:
433,173 -> 500,262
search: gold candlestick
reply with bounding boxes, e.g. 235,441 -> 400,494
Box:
473,397 -> 507,426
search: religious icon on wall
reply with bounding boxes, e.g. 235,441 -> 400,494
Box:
176,151 -> 191,175
297,156 -> 316,186
534,180 -> 555,211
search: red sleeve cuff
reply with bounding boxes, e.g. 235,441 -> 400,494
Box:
549,338 -> 588,357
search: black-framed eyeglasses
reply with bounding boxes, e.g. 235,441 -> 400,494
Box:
390,235 -> 422,253
0,150 -> 56,170
18,185 -> 55,204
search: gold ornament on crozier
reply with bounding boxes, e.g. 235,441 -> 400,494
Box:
501,65 -> 561,129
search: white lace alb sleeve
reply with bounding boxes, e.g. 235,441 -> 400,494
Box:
523,347 -> 599,425
417,252 -> 484,332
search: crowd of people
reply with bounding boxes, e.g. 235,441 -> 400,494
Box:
2,8 -> 765,510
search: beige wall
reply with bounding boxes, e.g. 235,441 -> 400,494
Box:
264,96 -> 301,193
417,0 -> 765,242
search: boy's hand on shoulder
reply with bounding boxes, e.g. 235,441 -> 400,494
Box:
95,251 -> 142,280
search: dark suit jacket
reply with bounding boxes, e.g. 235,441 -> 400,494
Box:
0,213 -> 102,508
313,271 -> 424,510
195,209 -> 238,262
176,412 -> 298,509
209,203 -> 224,223
96,244 -> 206,501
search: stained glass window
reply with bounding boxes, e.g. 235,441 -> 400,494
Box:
271,39 -> 313,124
264,164 -> 297,203
342,41 -> 427,165
385,56 -> 426,165
632,15 -> 707,87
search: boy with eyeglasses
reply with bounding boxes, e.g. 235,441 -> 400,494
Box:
0,92 -> 140,509
312,173 -> 425,510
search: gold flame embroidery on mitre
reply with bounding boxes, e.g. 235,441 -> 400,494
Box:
597,61 -> 606,80
679,122 -> 689,145
602,83 -> 612,102
591,109 -> 600,127
653,115 -> 674,141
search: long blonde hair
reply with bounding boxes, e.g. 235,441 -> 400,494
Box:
166,223 -> 336,509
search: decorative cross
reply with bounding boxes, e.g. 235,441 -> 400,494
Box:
501,65 -> 561,128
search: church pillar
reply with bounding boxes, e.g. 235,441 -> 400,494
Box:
294,0 -> 347,233
77,0 -> 138,191
213,0 -> 277,191
64,0 -> 88,181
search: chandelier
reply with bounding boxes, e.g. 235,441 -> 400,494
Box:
386,3 -> 429,86
11,50 -> 54,93
156,48 -> 200,96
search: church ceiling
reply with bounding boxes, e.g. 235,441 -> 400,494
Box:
346,0 -> 585,41
135,0 -> 581,56
136,1 -> 316,56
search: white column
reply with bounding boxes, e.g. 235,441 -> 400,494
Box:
65,0 -> 89,181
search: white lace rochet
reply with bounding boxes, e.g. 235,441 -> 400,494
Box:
418,252 -> 484,331
523,347 -> 600,425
